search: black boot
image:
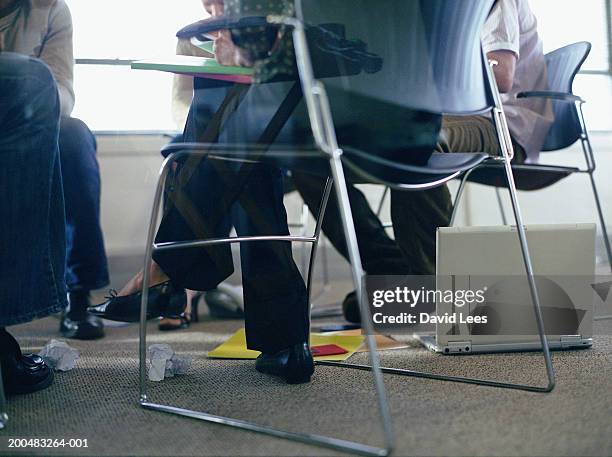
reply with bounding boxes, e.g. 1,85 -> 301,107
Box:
60,290 -> 105,340
255,342 -> 315,384
0,328 -> 54,396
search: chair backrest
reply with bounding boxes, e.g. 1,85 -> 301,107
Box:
541,42 -> 591,151
291,0 -> 497,164
298,0 -> 496,116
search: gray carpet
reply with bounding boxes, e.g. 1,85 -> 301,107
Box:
2,313 -> 612,457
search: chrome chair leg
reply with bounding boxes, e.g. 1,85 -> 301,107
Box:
495,187 -> 508,225
326,153 -> 395,456
376,187 -> 389,218
377,187 -> 393,229
449,166 -> 478,227
500,153 -> 556,391
319,157 -> 556,392
0,364 -> 7,430
299,203 -> 310,274
305,178 -> 334,308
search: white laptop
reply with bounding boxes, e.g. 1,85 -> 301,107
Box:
416,224 -> 595,354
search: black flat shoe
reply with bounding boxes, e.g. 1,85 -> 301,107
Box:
60,290 -> 105,340
255,342 -> 314,384
88,281 -> 186,323
2,354 -> 54,396
0,329 -> 54,396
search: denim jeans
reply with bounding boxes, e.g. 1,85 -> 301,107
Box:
59,117 -> 109,292
0,53 -> 67,326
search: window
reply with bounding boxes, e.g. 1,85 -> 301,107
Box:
69,0 -> 612,132
68,0 -> 207,131
531,0 -> 612,131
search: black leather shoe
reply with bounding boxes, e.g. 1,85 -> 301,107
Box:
0,329 -> 54,396
89,281 -> 187,323
60,290 -> 105,340
342,291 -> 361,324
255,343 -> 314,384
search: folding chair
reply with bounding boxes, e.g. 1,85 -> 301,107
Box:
137,1 -> 553,455
451,42 -> 612,320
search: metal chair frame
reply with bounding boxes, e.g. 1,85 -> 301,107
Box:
449,91 -> 612,322
135,8 -> 554,457
289,201 -> 331,303
288,13 -> 555,393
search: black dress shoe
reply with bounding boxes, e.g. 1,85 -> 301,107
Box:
0,329 -> 54,396
60,290 -> 105,340
255,343 -> 314,384
342,291 -> 361,324
89,281 -> 187,323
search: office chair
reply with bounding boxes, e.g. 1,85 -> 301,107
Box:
450,42 -> 612,320
136,1 -> 553,455
376,41 -> 612,319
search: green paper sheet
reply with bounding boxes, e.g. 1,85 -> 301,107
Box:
131,55 -> 253,76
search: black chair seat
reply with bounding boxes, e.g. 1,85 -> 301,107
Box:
467,163 -> 579,191
339,151 -> 489,186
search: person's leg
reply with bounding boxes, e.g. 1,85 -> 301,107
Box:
390,115 -> 526,275
437,115 -> 526,161
58,117 -> 107,339
89,80 -> 238,323
0,53 -> 64,394
292,171 -> 412,275
234,165 -> 309,355
390,186 -> 453,276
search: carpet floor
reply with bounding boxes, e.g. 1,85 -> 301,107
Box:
2,311 -> 612,457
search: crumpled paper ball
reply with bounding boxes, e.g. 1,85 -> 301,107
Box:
38,340 -> 80,372
147,344 -> 192,382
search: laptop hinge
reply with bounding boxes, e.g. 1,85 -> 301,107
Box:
445,341 -> 472,354
560,335 -> 582,348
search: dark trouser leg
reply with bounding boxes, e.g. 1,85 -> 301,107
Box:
235,166 -> 309,354
390,187 -> 453,276
59,117 -> 109,292
292,171 -> 412,275
154,80 -> 308,353
388,115 -> 527,275
153,158 -> 308,353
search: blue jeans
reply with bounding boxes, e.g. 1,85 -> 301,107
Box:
59,117 -> 109,292
0,53 -> 67,326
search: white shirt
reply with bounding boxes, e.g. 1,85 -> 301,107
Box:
482,0 -> 554,162
0,0 -> 74,117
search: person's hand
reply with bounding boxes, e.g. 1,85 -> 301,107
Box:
214,30 -> 253,67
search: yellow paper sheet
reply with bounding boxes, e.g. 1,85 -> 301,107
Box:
208,328 -> 364,362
